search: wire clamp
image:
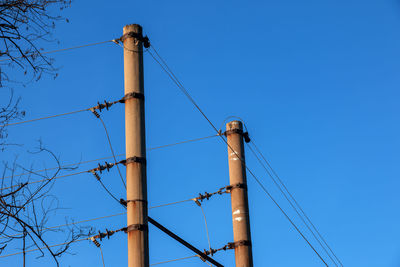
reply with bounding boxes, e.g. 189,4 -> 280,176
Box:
119,198 -> 148,207
223,129 -> 251,143
227,240 -> 252,249
225,183 -> 247,192
120,156 -> 147,166
204,248 -> 218,256
120,32 -> 150,48
119,92 -> 145,103
125,223 -> 148,233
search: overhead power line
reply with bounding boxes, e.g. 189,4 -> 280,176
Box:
2,161 -> 121,191
40,40 -> 116,56
0,108 -> 89,127
146,44 -> 330,266
147,47 -> 218,133
247,140 -> 343,266
147,134 -> 219,151
0,40 -> 115,63
93,113 -> 126,189
0,99 -> 120,128
0,170 -> 89,191
1,186 -> 227,241
0,226 -> 126,260
1,134 -> 218,181
0,154 -> 125,181
150,255 -> 198,266
0,238 -> 87,259
0,212 -> 127,240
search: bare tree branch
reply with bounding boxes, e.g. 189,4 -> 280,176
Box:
0,146 -> 95,265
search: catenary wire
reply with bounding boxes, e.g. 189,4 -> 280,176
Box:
242,151 -> 329,266
147,134 -> 219,151
0,212 -> 126,240
99,246 -> 106,267
89,170 -> 219,265
96,115 -> 126,189
1,134 -> 218,181
0,40 -> 115,63
97,178 -> 121,204
147,47 -> 218,133
246,142 -> 338,266
249,140 -> 343,266
1,150 -> 222,204
147,44 -> 330,266
0,227 -> 125,259
0,238 -> 88,258
150,255 -> 198,266
148,199 -> 193,209
92,185 -> 221,266
0,154 -> 125,181
0,39 -> 221,264
0,170 -> 89,191
0,212 -> 127,240
0,196 -> 221,242
198,204 -> 212,251
0,108 -> 90,128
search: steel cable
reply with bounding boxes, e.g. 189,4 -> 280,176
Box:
150,255 -> 197,266
96,116 -> 126,189
0,238 -> 88,259
248,140 -> 342,266
99,246 -> 106,267
0,170 -> 89,191
147,44 -> 330,266
0,40 -> 115,63
1,135 -> 218,181
0,108 -> 90,128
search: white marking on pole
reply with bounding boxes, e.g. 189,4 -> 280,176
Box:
233,209 -> 241,215
234,217 -> 243,222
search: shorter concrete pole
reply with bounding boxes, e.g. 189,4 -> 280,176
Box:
226,120 -> 253,267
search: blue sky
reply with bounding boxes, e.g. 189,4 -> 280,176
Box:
1,1 -> 400,266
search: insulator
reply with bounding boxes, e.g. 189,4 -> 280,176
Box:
91,171 -> 101,181
91,110 -> 100,118
103,100 -> 111,110
104,161 -> 113,172
90,237 -> 101,248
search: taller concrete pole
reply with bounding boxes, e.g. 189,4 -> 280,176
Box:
123,24 -> 149,267
226,120 -> 253,267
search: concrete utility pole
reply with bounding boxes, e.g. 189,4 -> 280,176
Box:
123,24 -> 149,267
226,120 -> 253,267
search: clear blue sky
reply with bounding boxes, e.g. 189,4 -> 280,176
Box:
1,1 -> 400,266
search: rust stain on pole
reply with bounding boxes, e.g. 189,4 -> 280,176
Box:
123,24 -> 149,267
226,120 -> 253,267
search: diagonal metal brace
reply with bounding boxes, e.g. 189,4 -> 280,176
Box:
148,216 -> 224,267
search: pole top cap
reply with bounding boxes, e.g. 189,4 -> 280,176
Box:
226,120 -> 243,131
123,24 -> 143,34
